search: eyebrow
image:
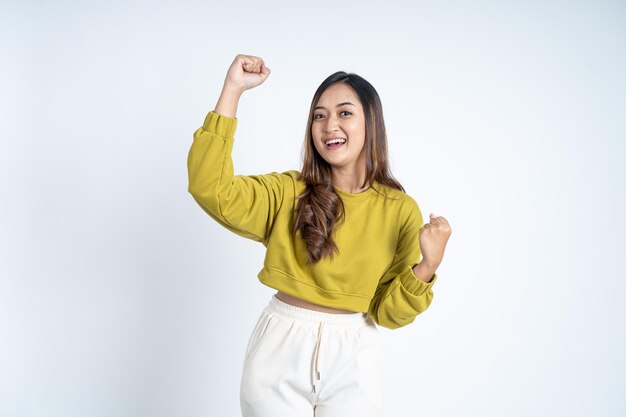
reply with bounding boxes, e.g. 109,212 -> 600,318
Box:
314,102 -> 356,111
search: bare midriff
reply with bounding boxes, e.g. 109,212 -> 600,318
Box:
275,291 -> 357,314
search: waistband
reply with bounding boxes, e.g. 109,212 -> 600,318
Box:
265,294 -> 372,328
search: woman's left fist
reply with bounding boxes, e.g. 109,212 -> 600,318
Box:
419,213 -> 451,267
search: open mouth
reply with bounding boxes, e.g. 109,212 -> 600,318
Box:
324,138 -> 346,149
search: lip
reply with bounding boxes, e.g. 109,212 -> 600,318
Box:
324,137 -> 347,145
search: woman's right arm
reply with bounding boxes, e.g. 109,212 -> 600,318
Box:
214,54 -> 270,117
187,55 -> 287,245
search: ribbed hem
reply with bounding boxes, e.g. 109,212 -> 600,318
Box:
201,110 -> 238,139
257,266 -> 372,313
399,264 -> 437,295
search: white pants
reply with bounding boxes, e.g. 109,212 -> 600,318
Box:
240,294 -> 384,417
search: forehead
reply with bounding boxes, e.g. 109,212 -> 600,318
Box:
317,83 -> 361,108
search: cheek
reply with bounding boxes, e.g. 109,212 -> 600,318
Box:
311,125 -> 322,141
346,120 -> 365,136
310,130 -> 323,150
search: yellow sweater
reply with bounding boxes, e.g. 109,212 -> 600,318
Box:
187,110 -> 438,329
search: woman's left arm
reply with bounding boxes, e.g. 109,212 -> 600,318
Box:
367,208 -> 451,330
412,213 -> 452,282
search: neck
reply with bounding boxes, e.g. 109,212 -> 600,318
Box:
331,168 -> 369,193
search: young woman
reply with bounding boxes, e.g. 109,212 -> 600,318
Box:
187,54 -> 451,417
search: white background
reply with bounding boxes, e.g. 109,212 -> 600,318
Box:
1,1 -> 625,416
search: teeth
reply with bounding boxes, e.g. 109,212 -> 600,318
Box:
325,138 -> 346,145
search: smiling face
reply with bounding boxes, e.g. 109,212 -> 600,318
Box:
311,82 -> 367,175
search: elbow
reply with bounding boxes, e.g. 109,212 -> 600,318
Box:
188,182 -> 204,201
371,294 -> 434,330
187,181 -> 203,199
369,307 -> 415,330
383,315 -> 416,330
187,181 -> 221,215
188,172 -> 217,201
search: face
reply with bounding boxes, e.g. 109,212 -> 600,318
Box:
311,83 -> 367,173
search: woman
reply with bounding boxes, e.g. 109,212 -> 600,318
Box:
187,54 -> 451,417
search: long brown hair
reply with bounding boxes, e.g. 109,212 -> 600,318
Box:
293,71 -> 406,265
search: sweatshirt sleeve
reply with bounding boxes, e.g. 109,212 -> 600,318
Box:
187,110 -> 287,245
367,201 -> 438,330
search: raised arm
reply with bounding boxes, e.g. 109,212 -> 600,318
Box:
187,55 -> 289,245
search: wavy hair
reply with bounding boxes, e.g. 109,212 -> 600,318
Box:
293,71 -> 405,265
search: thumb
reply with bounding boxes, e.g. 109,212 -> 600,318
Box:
260,63 -> 271,79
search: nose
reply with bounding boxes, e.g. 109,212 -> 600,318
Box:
323,113 -> 340,133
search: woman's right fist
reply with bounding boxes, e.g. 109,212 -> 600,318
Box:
223,54 -> 271,93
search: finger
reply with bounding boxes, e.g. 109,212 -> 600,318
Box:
429,213 -> 441,221
242,60 -> 254,71
240,54 -> 255,64
430,214 -> 447,226
241,56 -> 259,70
434,216 -> 448,226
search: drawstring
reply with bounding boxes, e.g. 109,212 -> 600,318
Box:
312,321 -> 325,393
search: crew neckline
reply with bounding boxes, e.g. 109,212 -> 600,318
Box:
332,180 -> 379,200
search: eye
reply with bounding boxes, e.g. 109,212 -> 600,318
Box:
313,110 -> 351,120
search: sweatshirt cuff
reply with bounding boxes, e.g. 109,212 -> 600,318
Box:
202,110 -> 238,140
399,264 -> 437,296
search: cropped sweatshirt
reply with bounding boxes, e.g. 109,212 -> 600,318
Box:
187,110 -> 438,330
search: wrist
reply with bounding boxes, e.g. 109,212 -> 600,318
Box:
214,85 -> 243,118
222,82 -> 245,97
412,261 -> 437,283
420,257 -> 439,269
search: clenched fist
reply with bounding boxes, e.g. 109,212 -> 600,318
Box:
419,214 -> 451,268
223,54 -> 271,94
